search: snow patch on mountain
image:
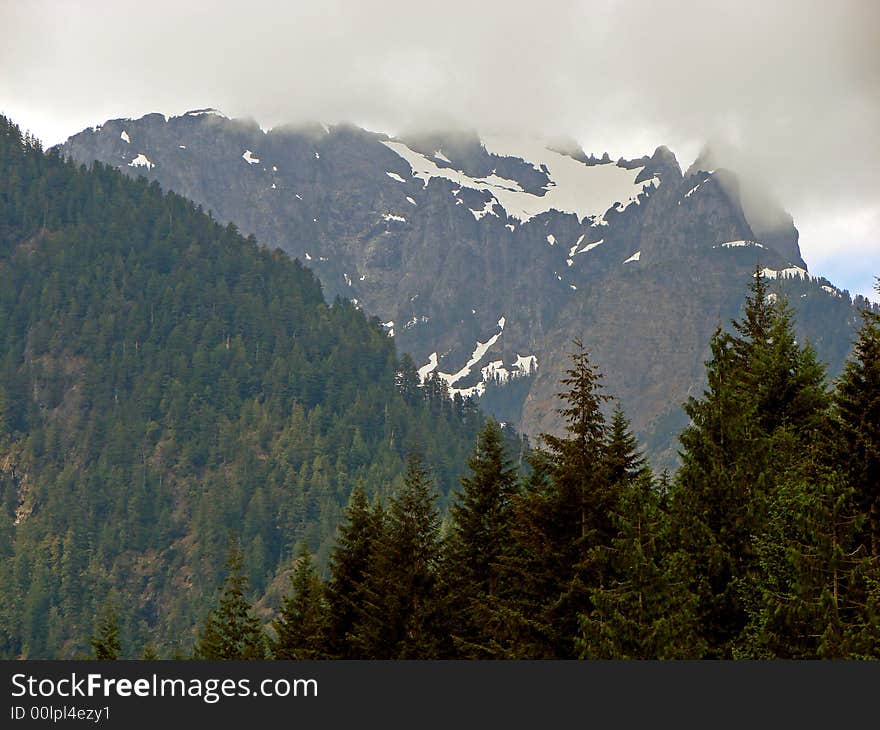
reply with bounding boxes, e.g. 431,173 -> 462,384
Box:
760,266 -> 808,280
242,150 -> 260,165
128,153 -> 154,170
386,171 -> 406,183
482,360 -> 510,384
120,130 -> 130,143
579,238 -> 604,255
624,251 -> 641,263
404,315 -> 430,329
382,136 -> 658,224
439,317 -> 506,387
684,175 -> 712,198
821,285 -> 843,298
714,240 -> 765,249
418,352 -> 439,381
514,354 -> 538,374
470,198 -> 499,220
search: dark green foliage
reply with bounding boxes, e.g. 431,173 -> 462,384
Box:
578,473 -> 704,659
835,282 -> 880,559
489,341 -> 617,658
4,113 -> 879,660
0,115 -> 484,657
90,601 -> 121,660
669,269 -> 830,656
604,404 -> 647,487
442,420 -> 519,657
741,443 -> 873,658
195,542 -> 265,660
271,544 -> 328,659
325,486 -> 382,658
351,453 -> 443,658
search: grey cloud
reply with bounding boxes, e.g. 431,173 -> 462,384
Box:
1,0 -> 877,291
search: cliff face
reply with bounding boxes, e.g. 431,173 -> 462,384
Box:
61,110 -> 869,465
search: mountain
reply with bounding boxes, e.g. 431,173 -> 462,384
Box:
60,110 -> 875,465
0,116 -> 487,658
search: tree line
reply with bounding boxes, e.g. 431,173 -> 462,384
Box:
93,272 -> 880,659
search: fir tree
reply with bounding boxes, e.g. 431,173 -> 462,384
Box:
835,280 -> 880,558
325,486 -> 383,658
742,444 -> 863,658
578,473 -> 705,659
604,403 -> 647,488
494,340 -> 614,658
669,269 -> 830,657
272,544 -> 328,659
352,453 -> 442,658
442,420 -> 519,657
195,541 -> 265,660
91,601 -> 121,660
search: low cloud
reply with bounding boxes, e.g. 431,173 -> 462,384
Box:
1,0 -> 877,295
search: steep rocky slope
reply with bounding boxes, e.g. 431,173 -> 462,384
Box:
61,110 -> 873,464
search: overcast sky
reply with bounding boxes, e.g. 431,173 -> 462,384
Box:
1,0 -> 877,300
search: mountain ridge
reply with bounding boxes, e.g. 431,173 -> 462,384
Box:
59,109 -> 873,465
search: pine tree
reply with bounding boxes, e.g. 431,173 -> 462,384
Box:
325,486 -> 383,658
195,541 -> 266,660
395,354 -> 422,406
835,281 -> 880,558
352,453 -> 442,658
669,269 -> 830,657
91,601 -> 121,660
442,420 -> 519,657
604,403 -> 647,488
493,340 -> 614,658
742,442 -> 864,658
578,473 -> 705,659
272,544 -> 328,659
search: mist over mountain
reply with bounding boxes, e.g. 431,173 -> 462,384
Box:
61,109 -> 875,465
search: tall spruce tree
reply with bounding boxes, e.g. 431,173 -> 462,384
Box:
91,601 -> 121,660
272,544 -> 328,659
352,453 -> 442,658
669,269 -> 829,657
604,404 -> 647,488
742,439 -> 869,658
835,281 -> 880,559
195,541 -> 266,659
578,472 -> 705,659
325,486 -> 384,658
493,340 -> 615,658
442,420 -> 519,657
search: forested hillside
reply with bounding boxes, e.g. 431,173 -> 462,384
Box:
179,274 -> 879,660
0,116 -> 488,658
2,114 -> 877,661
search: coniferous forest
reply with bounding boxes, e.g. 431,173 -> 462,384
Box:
1,115 -> 879,659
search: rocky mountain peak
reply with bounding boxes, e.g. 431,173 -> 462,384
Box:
60,111 -> 861,465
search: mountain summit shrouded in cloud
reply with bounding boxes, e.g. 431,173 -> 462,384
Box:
59,109 -> 874,466
1,0 -> 877,298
